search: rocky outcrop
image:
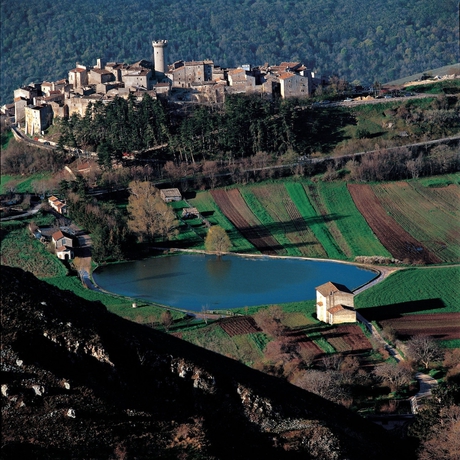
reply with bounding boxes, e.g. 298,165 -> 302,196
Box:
1,266 -> 412,459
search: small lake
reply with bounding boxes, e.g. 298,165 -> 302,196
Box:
93,254 -> 376,311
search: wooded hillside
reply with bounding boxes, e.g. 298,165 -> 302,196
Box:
1,0 -> 458,105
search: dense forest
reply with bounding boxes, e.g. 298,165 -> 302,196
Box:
56,89 -> 460,168
1,0 -> 458,105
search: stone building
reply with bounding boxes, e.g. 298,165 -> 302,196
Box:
88,68 -> 115,85
279,72 -> 310,98
168,60 -> 213,88
122,68 -> 152,90
316,281 -> 356,325
24,104 -> 53,136
68,65 -> 89,89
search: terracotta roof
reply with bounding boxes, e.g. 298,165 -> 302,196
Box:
280,61 -> 301,69
328,304 -> 355,315
279,72 -> 296,80
48,196 -> 59,202
328,305 -> 345,314
52,230 -> 64,240
91,68 -> 113,75
316,281 -> 353,296
228,68 -> 245,75
70,68 -> 87,73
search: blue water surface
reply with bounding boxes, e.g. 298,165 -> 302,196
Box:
93,253 -> 376,311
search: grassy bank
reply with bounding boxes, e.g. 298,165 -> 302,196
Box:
355,266 -> 460,314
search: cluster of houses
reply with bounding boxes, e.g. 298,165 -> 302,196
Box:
3,40 -> 327,136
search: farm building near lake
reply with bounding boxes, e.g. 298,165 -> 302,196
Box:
316,281 -> 356,325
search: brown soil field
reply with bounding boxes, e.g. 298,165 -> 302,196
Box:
297,338 -> 323,355
347,184 -> 441,264
380,313 -> 460,340
211,189 -> 283,254
321,325 -> 372,352
220,316 -> 261,337
251,184 -> 327,258
372,182 -> 460,263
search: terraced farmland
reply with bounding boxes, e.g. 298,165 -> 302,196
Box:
347,184 -> 442,264
372,181 -> 460,263
220,316 -> 261,337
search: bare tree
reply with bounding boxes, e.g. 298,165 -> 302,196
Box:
406,335 -> 443,370
160,310 -> 174,332
127,181 -> 178,242
204,225 -> 231,255
203,160 -> 220,189
373,362 -> 413,392
292,369 -> 350,403
321,354 -> 343,371
253,305 -> 285,338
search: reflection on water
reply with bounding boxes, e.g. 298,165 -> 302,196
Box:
93,253 -> 376,311
206,256 -> 232,280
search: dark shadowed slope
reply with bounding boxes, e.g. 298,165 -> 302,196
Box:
1,266 -> 415,459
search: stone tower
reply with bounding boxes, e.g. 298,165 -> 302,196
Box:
152,40 -> 168,75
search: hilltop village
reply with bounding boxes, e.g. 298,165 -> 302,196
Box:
9,40 -> 327,136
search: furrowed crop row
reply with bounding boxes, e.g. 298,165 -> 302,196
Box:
347,184 -> 441,264
339,325 -> 372,351
318,182 -> 390,258
302,184 -> 345,259
240,189 -> 296,255
284,183 -> 343,259
373,182 -> 459,262
220,317 -> 261,337
412,182 -> 460,215
211,189 -> 282,254
252,184 -> 325,257
380,313 -> 460,340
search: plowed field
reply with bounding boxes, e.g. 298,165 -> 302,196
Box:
220,316 -> 261,336
348,184 -> 441,264
379,313 -> 460,340
297,338 -> 323,355
211,189 -> 283,255
321,325 -> 372,352
373,182 -> 460,262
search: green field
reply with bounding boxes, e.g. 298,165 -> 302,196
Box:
285,182 -> 343,259
355,267 -> 460,314
0,221 -> 68,278
189,191 -> 255,252
240,187 -> 301,256
315,181 -> 391,258
0,172 -> 51,194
